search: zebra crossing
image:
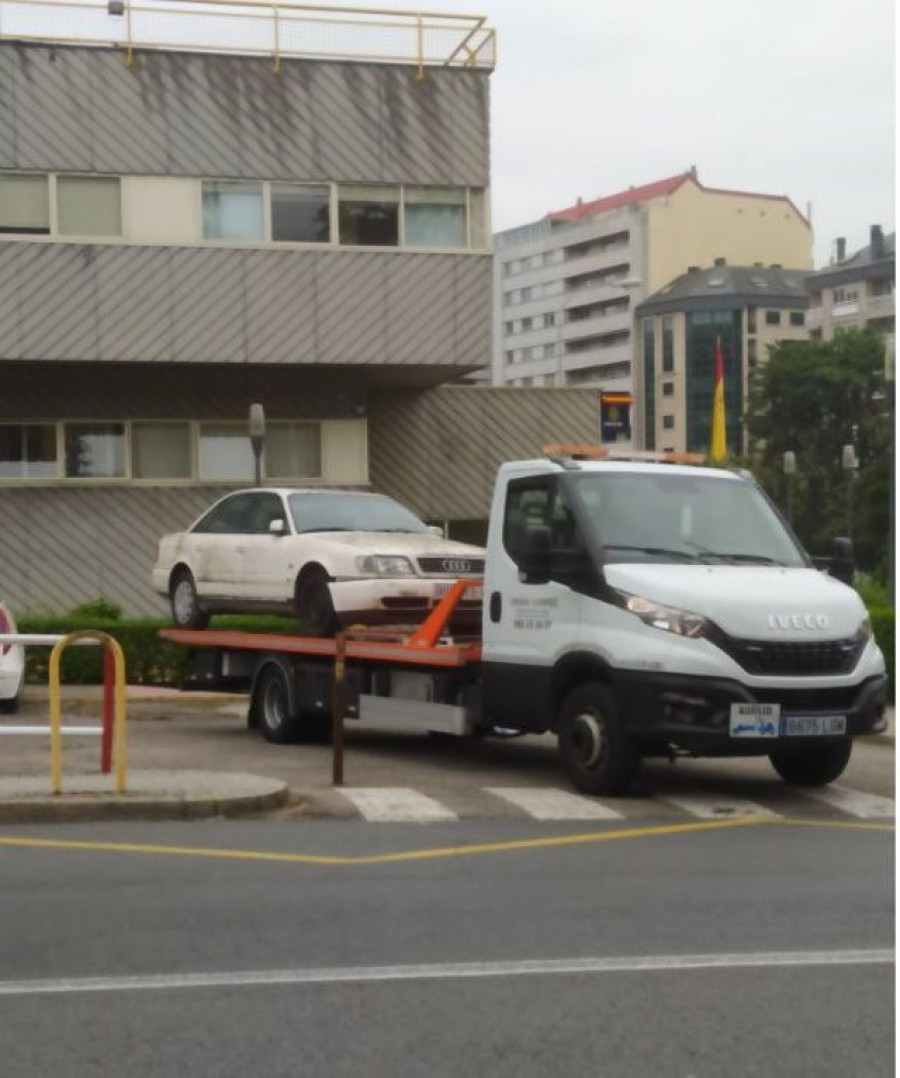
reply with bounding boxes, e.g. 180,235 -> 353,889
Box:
333,783 -> 895,823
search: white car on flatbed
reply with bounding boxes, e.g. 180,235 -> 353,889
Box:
152,488 -> 484,635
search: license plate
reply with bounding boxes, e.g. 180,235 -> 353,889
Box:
435,582 -> 483,601
783,715 -> 847,737
730,703 -> 780,738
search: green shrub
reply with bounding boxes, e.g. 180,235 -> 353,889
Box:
20,615 -> 297,686
869,607 -> 895,697
67,598 -> 123,621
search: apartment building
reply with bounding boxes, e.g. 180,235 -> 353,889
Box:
492,170 -> 812,441
635,262 -> 810,454
0,0 -> 503,615
807,225 -> 895,354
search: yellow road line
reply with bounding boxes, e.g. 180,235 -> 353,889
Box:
0,816 -> 890,868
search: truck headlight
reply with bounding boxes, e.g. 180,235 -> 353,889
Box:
356,555 -> 415,576
614,590 -> 708,638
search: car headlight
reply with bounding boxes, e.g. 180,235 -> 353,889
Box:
858,615 -> 873,640
356,555 -> 415,576
614,589 -> 708,638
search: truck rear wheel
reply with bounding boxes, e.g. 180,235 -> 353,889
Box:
254,664 -> 300,744
768,739 -> 852,786
558,682 -> 641,795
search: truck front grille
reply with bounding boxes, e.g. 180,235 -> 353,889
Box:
719,636 -> 865,676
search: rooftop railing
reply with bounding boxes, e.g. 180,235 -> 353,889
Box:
0,0 -> 496,74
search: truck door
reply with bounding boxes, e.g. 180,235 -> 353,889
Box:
481,474 -> 585,731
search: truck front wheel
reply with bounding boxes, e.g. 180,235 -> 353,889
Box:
254,664 -> 300,744
557,682 -> 641,796
768,740 -> 852,786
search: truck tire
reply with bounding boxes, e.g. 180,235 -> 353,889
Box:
170,569 -> 209,630
768,739 -> 852,786
254,664 -> 301,744
557,682 -> 641,795
0,692 -> 19,715
295,569 -> 338,638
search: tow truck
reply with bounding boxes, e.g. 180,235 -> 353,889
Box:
162,446 -> 887,794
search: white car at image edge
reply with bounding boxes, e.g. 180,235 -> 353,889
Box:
152,488 -> 486,635
0,601 -> 24,714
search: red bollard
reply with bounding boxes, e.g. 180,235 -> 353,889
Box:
101,644 -> 114,774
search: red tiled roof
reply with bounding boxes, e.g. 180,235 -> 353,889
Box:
547,171 -> 808,225
548,172 -> 691,221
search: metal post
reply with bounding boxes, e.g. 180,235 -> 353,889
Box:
331,632 -> 346,786
842,442 -> 857,541
249,403 -> 266,487
783,450 -> 796,526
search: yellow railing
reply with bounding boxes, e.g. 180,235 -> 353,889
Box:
0,0 -> 496,74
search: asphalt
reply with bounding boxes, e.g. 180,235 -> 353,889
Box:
0,685 -> 893,823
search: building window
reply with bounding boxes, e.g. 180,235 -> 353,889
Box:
662,414 -> 675,430
266,423 -> 322,479
0,174 -> 50,234
747,338 -> 758,368
65,423 -> 125,478
403,186 -> 466,248
789,311 -> 805,327
765,310 -> 781,325
270,183 -> 330,243
338,184 -> 399,246
202,181 -> 264,241
521,317 -> 533,331
0,424 -> 57,478
545,312 -> 557,327
662,316 -> 675,372
198,424 -> 256,481
747,307 -> 757,334
57,176 -> 121,237
662,382 -> 674,397
131,422 -> 192,479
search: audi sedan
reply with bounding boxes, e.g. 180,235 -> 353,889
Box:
152,489 -> 485,635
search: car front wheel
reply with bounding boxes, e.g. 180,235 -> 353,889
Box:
170,569 -> 209,630
295,569 -> 338,637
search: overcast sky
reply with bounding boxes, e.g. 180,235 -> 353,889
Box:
439,0 -> 895,268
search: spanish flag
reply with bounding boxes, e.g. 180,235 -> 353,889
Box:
710,335 -> 727,461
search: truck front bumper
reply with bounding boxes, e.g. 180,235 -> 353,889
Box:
613,671 -> 888,756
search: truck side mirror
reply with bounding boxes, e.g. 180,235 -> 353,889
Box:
829,536 -> 855,585
516,523 -> 552,583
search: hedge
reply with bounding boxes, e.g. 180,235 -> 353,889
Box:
19,616 -> 296,686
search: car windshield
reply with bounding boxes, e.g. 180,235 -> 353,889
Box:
288,492 -> 429,535
570,471 -> 807,567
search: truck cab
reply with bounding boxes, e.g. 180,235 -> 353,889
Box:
481,448 -> 887,794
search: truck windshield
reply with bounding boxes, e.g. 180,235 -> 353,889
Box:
569,471 -> 807,567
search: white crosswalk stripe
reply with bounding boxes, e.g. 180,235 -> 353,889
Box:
798,784 -> 895,819
651,794 -> 781,820
338,787 -> 458,822
485,787 -> 624,820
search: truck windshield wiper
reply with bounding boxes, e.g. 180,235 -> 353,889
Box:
702,552 -> 784,565
603,544 -> 699,562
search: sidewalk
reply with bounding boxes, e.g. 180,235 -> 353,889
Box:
0,686 -> 892,824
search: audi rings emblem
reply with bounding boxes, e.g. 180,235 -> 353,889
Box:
442,559 -> 471,573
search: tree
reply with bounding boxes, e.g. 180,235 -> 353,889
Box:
746,330 -> 891,574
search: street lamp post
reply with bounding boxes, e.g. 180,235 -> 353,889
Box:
841,440 -> 858,542
782,450 -> 796,526
249,403 -> 266,486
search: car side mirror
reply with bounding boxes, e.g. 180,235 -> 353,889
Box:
516,523 -> 553,583
269,519 -> 286,536
829,536 -> 855,585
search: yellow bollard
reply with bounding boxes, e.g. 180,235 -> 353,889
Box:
48,631 -> 128,796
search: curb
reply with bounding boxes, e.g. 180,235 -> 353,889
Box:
0,771 -> 290,824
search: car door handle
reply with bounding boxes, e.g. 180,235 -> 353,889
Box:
489,591 -> 502,623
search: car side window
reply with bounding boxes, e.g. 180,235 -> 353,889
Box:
193,493 -> 259,535
247,493 -> 287,535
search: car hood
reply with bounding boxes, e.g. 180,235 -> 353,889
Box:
297,532 -> 485,560
603,564 -> 868,640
